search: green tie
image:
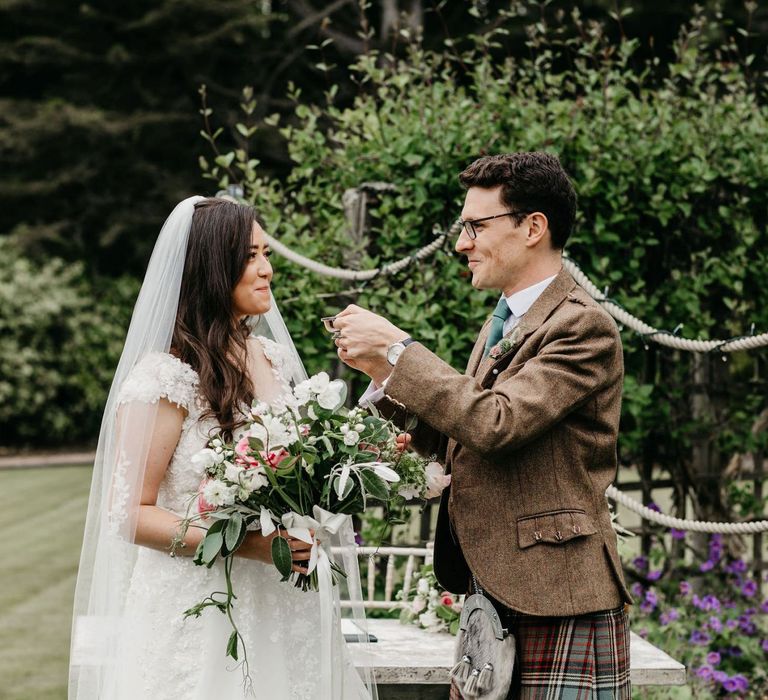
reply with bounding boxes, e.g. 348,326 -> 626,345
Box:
483,296 -> 512,358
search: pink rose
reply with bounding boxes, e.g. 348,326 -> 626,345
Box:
235,436 -> 259,468
424,461 -> 451,499
197,479 -> 216,515
260,447 -> 289,470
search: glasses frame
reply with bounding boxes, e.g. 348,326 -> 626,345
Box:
458,210 -> 531,240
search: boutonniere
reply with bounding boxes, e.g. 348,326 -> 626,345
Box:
488,328 -> 522,360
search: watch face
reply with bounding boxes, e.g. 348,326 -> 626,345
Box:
387,343 -> 404,366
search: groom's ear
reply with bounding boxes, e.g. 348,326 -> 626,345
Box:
524,212 -> 549,248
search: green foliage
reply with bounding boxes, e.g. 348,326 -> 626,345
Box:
0,238 -> 138,444
201,4 -> 768,520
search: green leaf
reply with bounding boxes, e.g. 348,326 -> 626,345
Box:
214,152 -> 234,168
224,513 -> 244,553
226,631 -> 239,660
271,535 -> 293,580
360,469 -> 390,501
201,530 -> 223,567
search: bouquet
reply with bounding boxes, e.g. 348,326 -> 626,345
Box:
397,563 -> 464,635
173,372 -> 448,674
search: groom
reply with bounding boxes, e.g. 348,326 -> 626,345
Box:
333,152 -> 632,698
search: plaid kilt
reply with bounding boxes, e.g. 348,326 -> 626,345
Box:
450,606 -> 631,700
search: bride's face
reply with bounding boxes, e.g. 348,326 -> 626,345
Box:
232,221 -> 273,317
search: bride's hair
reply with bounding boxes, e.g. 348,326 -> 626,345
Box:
172,197 -> 260,440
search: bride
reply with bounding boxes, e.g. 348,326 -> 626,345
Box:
69,196 -> 376,699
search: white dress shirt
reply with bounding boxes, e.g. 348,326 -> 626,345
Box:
359,273 -> 558,407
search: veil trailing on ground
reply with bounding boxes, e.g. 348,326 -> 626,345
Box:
69,196 -> 377,699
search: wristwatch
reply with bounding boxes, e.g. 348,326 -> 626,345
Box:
386,337 -> 415,366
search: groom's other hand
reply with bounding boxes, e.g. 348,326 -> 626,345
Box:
332,304 -> 409,384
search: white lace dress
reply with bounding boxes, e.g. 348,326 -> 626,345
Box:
113,337 -> 369,700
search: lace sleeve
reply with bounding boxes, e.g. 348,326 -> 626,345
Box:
117,353 -> 199,411
253,336 -> 295,387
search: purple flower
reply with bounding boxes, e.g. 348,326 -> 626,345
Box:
639,590 -> 657,614
670,528 -> 686,540
732,675 -> 749,692
695,664 -> 713,680
725,558 -> 747,574
712,670 -> 728,684
660,609 -> 680,626
354,531 -> 364,546
760,599 -> 768,614
702,595 -> 721,612
723,677 -> 739,692
630,582 -> 644,598
741,580 -> 757,597
700,559 -> 716,572
708,616 -> 723,633
762,639 -> 768,653
726,619 -> 738,630
647,569 -> 662,581
690,629 -> 711,645
647,502 -> 661,513
638,628 -> 649,639
632,556 -> 648,571
680,581 -> 692,596
706,651 -> 721,665
727,645 -> 742,657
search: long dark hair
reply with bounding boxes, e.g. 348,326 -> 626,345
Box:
172,198 -> 259,440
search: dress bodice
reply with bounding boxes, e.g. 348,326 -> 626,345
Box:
116,336 -> 293,515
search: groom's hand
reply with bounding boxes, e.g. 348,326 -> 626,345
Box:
333,305 -> 409,384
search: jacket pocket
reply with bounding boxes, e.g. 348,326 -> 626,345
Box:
516,508 -> 598,549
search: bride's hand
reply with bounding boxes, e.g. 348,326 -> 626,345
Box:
237,529 -> 317,575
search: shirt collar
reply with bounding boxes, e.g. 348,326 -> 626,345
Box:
503,274 -> 558,318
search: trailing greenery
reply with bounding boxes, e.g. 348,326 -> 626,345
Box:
0,238 -> 138,443
202,3 -> 768,526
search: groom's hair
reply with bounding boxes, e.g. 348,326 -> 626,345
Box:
459,152 -> 577,250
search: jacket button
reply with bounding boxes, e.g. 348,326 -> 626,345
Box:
492,369 -> 499,375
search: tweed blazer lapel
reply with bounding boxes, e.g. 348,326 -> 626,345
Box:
474,267 -> 578,379
467,318 -> 492,376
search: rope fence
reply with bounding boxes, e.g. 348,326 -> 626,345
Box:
606,485 -> 768,534
267,218 -> 768,352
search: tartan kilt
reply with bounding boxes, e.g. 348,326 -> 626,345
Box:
450,606 -> 631,700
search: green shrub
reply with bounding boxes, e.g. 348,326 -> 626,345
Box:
0,238 -> 139,444
201,4 -> 768,523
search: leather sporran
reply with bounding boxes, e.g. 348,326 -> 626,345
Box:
451,576 -> 515,700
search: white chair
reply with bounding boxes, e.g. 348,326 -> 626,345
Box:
331,543 -> 434,609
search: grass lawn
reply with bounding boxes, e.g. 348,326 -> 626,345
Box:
1,466 -> 92,700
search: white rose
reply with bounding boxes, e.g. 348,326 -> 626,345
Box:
293,380 -> 312,405
411,597 -> 426,614
191,448 -> 217,469
354,423 -> 366,432
418,610 -> 442,631
317,383 -> 343,410
343,430 -> 360,446
309,372 -> 330,394
417,578 -> 430,595
202,479 -> 238,507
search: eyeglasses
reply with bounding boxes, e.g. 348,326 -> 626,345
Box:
458,211 -> 530,240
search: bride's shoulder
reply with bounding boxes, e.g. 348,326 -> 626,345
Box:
117,352 -> 200,411
248,335 -> 289,371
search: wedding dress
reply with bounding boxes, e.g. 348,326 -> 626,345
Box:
110,337 -> 370,700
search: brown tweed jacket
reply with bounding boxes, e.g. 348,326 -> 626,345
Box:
374,267 -> 632,617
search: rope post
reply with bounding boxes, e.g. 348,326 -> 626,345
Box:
753,446 -> 765,595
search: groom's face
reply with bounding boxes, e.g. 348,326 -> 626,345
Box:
456,186 -> 529,294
